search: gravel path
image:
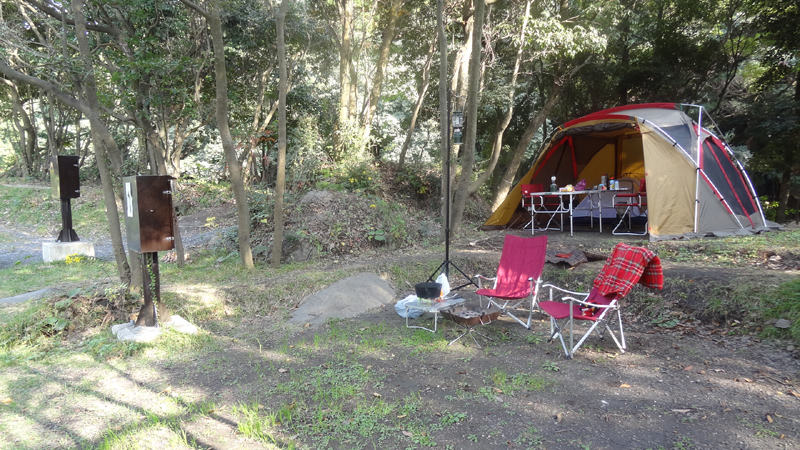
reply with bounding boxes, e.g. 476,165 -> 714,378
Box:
0,218 -> 227,270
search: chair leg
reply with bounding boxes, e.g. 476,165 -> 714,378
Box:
613,205 -> 647,236
547,317 -> 570,357
448,325 -> 494,349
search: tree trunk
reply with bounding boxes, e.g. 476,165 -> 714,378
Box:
450,0 -> 485,236
490,83 -> 564,210
775,167 -> 791,223
467,0 -> 530,195
208,6 -> 254,269
334,0 -> 355,159
72,0 -> 131,283
489,57 -> 590,210
362,0 -> 403,144
2,80 -> 35,177
272,0 -> 289,268
398,37 -> 436,167
177,0 -> 253,269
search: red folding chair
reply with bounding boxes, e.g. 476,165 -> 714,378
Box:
539,242 -> 663,357
474,235 -> 547,329
520,183 -> 565,234
613,177 -> 647,235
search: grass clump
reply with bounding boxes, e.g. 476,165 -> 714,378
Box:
0,285 -> 137,356
761,278 -> 800,343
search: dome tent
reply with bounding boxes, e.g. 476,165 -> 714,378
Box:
483,103 -> 775,241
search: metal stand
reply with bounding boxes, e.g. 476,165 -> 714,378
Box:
448,324 -> 494,348
428,97 -> 478,291
56,198 -> 79,242
135,252 -> 170,327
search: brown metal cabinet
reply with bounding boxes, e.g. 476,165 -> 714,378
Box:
123,175 -> 176,253
50,156 -> 80,199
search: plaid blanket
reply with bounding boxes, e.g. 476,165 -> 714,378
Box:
592,243 -> 663,297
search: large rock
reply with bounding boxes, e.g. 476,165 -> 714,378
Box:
288,273 -> 394,326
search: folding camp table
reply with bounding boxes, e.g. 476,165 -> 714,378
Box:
527,188 -> 628,235
405,296 -> 465,333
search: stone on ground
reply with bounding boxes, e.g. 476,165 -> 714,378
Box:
288,273 -> 394,326
0,288 -> 57,306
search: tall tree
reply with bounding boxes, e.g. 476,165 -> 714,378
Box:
398,36 -> 436,167
180,0 -> 255,269
272,0 -> 289,268
745,0 -> 800,222
361,0 -> 404,144
449,0 -> 484,236
334,0 -> 356,160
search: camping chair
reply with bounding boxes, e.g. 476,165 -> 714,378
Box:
474,234 -> 547,329
520,184 -> 565,234
539,242 -> 663,358
612,177 -> 647,235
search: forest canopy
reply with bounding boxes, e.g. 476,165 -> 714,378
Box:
0,0 -> 798,273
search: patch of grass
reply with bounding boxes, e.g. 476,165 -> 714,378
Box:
0,257 -> 120,299
542,361 -> 560,372
0,284 -> 137,354
439,410 -> 466,425
761,277 -> 800,343
652,228 -> 800,267
0,183 -> 111,238
514,426 -> 545,448
231,402 -> 285,444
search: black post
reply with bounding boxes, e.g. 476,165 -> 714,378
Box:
135,252 -> 170,326
428,98 -> 477,290
57,198 -> 79,242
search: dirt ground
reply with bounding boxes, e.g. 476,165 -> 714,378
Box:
3,196 -> 800,449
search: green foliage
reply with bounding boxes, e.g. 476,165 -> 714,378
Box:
394,164 -> 440,204
760,196 -> 799,223
173,180 -> 232,216
316,161 -> 380,194
248,187 -> 275,224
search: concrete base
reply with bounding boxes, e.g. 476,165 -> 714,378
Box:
42,241 -> 95,262
111,315 -> 198,342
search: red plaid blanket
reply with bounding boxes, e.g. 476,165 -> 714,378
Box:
593,243 -> 663,297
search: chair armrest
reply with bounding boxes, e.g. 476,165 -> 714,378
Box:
542,283 -> 589,299
473,274 -> 497,290
562,295 -> 617,309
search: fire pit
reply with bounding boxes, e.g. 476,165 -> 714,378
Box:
441,304 -> 501,326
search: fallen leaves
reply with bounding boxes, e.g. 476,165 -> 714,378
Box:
1,398 -> 12,404
620,383 -> 631,388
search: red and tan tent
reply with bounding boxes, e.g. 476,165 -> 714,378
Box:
483,103 -> 774,241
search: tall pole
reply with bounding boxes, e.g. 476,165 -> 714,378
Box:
431,0 -> 475,289
444,100 -> 451,278
437,0 -> 449,278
